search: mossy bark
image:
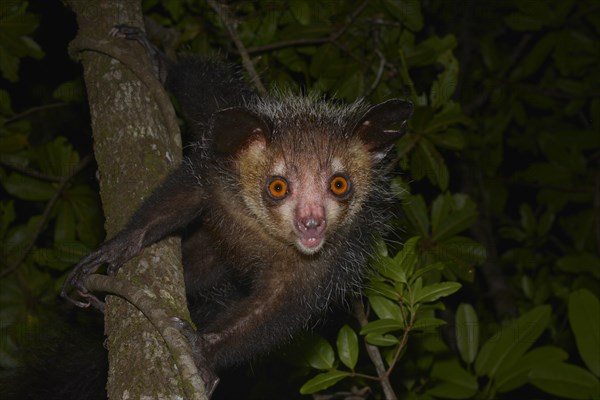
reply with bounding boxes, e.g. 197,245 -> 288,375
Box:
66,1 -> 194,398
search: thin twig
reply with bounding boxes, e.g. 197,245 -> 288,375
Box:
5,102 -> 68,124
247,37 -> 330,54
385,316 -> 412,379
0,160 -> 62,182
353,299 -> 398,400
208,0 -> 267,96
332,0 -> 370,41
246,0 -> 369,55
364,46 -> 386,98
0,154 -> 93,279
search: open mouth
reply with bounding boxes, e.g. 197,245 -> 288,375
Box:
295,227 -> 326,254
294,216 -> 327,255
300,235 -> 322,250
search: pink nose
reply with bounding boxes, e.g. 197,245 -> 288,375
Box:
302,217 -> 322,230
296,204 -> 326,235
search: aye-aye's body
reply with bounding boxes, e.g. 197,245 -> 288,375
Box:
63,39 -> 413,395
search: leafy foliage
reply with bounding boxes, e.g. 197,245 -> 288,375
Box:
0,0 -> 598,399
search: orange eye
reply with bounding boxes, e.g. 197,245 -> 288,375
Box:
330,174 -> 351,198
267,176 -> 288,200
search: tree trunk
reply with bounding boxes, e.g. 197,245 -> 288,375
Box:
66,1 -> 193,398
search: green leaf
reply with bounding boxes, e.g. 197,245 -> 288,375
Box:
431,194 -> 478,242
409,262 -> 444,284
431,193 -> 452,236
505,13 -> 543,31
299,370 -> 350,395
425,101 -> 472,134
455,303 -> 478,364
35,137 -> 79,177
413,282 -> 461,304
519,203 -> 536,234
275,48 -> 307,75
338,70 -> 366,102
430,50 -> 458,110
52,79 -> 85,103
427,359 -> 478,399
54,241 -> 90,265
365,333 -> 399,347
310,43 -> 339,80
569,289 -> 600,376
475,305 -> 551,378
289,0 -> 311,25
0,131 -> 28,153
54,202 -> 75,242
383,0 -> 423,32
428,128 -> 465,150
410,106 -> 435,132
32,247 -> 69,271
0,88 -> 13,115
0,3 -> 42,82
336,325 -> 358,370
162,0 -> 185,20
556,253 -> 600,279
374,256 -> 407,283
412,317 -> 447,331
496,346 -> 568,393
403,195 -> 429,236
0,201 -> 16,239
511,33 -> 557,79
360,318 -> 404,336
432,236 -> 485,282
513,0 -> 561,23
304,336 -> 335,370
393,236 -> 420,278
3,216 -> 40,258
390,176 -> 410,200
368,295 -> 404,322
413,138 -> 449,190
67,185 -> 103,246
366,281 -> 399,301
2,173 -> 54,201
536,209 -> 555,236
480,35 -> 499,71
529,362 -> 600,399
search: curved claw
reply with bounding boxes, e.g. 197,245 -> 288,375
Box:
62,232 -> 142,310
110,24 -> 169,83
61,244 -> 119,310
172,317 -> 220,397
61,261 -> 105,311
61,289 -> 106,312
62,293 -> 91,309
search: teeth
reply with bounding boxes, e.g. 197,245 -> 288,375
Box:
301,236 -> 321,247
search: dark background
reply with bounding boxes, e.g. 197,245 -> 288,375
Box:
0,1 -> 598,399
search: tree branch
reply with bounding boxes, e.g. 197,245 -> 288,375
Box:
68,34 -> 180,148
66,1 -> 193,397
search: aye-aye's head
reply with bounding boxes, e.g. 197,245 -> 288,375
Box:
210,96 -> 412,255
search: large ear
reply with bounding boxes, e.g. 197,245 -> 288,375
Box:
210,107 -> 271,156
353,99 -> 413,161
